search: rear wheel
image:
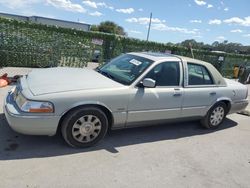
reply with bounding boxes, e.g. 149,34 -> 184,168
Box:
201,102 -> 227,129
61,107 -> 108,148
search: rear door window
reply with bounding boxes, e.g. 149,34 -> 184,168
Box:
187,63 -> 214,85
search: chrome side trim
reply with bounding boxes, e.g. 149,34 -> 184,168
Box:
182,106 -> 207,110
128,108 -> 180,114
233,99 -> 249,104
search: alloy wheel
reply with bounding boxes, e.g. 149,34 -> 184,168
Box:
210,106 -> 225,126
71,115 -> 102,143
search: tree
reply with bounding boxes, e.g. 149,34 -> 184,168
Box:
90,21 -> 127,36
178,39 -> 211,51
179,39 -> 250,55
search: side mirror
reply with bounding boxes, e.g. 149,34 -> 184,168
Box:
142,78 -> 156,88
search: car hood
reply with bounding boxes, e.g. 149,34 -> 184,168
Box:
26,67 -> 123,95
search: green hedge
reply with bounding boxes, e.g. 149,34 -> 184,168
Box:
1,17 -> 250,77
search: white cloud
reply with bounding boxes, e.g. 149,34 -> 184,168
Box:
126,17 -> 197,34
0,0 -> 41,9
151,23 -> 168,30
207,4 -> 213,8
116,8 -> 134,14
223,16 -> 250,27
208,19 -> 222,25
190,20 -> 202,23
230,29 -> 243,33
20,10 -> 55,18
81,1 -> 113,10
243,34 -> 250,37
138,8 -> 143,12
128,30 -> 142,34
126,17 -> 163,24
96,2 -> 106,7
216,36 -> 226,41
89,11 -> 103,17
82,0 -> 97,8
98,2 -> 113,10
193,35 -> 203,38
126,18 -> 138,23
194,0 -> 206,6
224,7 -> 229,11
47,0 -> 86,13
151,23 -> 197,34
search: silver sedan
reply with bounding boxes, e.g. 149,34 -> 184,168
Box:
4,52 -> 249,147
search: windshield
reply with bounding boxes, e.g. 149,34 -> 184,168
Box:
96,54 -> 153,85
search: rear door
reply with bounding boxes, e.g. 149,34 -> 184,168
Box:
182,62 -> 218,117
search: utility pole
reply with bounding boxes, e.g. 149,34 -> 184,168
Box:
189,42 -> 194,58
146,12 -> 152,41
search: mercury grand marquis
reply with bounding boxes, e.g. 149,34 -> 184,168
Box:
4,52 -> 249,147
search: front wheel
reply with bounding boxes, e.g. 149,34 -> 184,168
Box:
201,102 -> 227,129
61,107 -> 108,148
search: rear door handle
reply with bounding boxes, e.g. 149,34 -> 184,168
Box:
210,92 -> 216,95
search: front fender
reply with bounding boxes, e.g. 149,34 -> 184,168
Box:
60,101 -> 113,117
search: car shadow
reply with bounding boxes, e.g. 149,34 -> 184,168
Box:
0,113 -> 238,160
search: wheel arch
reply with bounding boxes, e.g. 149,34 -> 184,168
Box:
209,97 -> 232,114
57,103 -> 114,135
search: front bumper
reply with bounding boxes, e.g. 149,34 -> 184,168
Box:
228,99 -> 249,114
4,90 -> 60,136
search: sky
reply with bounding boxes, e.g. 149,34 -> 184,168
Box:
0,0 -> 250,45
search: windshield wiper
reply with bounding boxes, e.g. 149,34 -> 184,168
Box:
97,69 -> 115,80
95,67 -> 100,72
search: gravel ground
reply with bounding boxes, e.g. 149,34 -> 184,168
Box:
0,69 -> 250,188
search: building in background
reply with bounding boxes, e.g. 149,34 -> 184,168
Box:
0,12 -> 91,31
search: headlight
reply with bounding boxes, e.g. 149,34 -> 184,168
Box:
15,93 -> 54,113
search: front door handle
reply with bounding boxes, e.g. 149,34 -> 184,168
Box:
173,93 -> 182,97
210,92 -> 216,95
173,88 -> 182,97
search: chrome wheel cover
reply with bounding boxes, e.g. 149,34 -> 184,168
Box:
210,106 -> 225,126
72,115 -> 102,143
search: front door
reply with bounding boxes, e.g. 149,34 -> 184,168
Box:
127,61 -> 183,125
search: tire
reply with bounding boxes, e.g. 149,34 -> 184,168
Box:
201,102 -> 227,129
61,107 -> 109,148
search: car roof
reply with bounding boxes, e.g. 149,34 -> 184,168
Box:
128,52 -> 210,66
128,52 -> 180,62
175,55 -> 212,67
